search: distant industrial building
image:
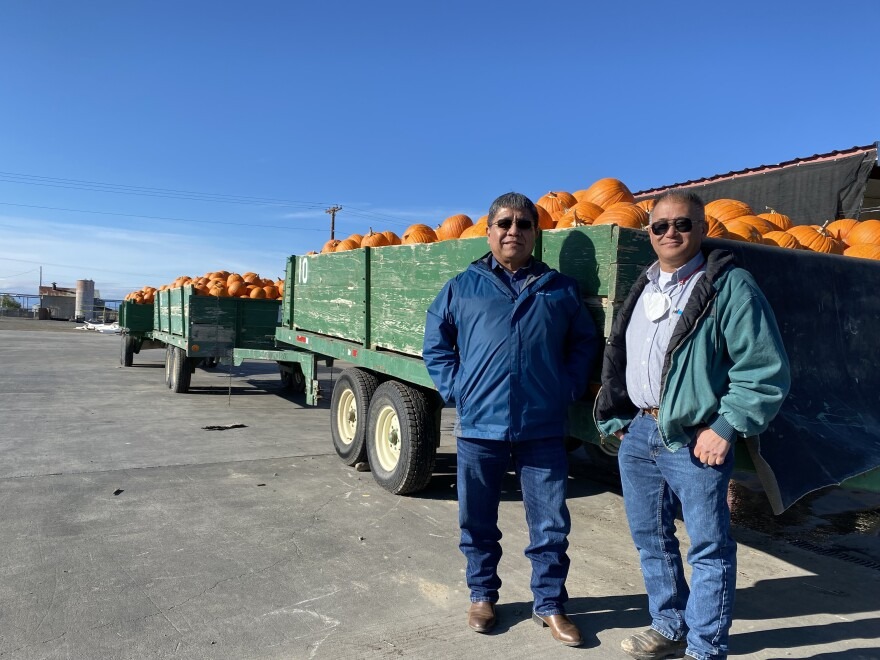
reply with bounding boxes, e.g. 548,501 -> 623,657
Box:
37,280 -> 114,321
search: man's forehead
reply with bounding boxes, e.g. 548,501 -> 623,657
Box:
494,207 -> 529,217
651,200 -> 693,220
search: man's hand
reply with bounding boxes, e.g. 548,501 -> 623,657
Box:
613,430 -> 625,440
693,427 -> 731,466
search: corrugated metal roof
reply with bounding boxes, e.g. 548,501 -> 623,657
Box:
635,143 -> 879,198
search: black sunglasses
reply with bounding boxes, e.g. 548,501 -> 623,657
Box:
491,219 -> 535,231
649,217 -> 694,236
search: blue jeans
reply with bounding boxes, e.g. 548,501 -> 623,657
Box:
457,437 -> 571,615
618,412 -> 736,660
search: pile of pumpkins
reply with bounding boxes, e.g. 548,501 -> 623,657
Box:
312,177 -> 880,262
124,271 -> 284,304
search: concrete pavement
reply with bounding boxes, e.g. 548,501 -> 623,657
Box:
0,320 -> 878,659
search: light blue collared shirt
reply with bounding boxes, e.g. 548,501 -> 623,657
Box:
625,253 -> 706,409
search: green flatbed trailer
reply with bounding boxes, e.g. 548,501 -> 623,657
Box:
234,225 -> 653,494
148,285 -> 281,393
118,300 -> 164,367
232,223 -> 880,505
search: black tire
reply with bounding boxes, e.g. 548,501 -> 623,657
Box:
164,345 -> 174,388
280,362 -> 306,394
169,347 -> 192,394
366,380 -> 436,495
330,368 -> 379,466
120,335 -> 135,367
564,435 -> 583,453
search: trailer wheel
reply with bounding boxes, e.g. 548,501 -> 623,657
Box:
366,380 -> 436,495
120,335 -> 135,367
584,438 -> 621,475
169,347 -> 192,394
331,368 -> 379,465
280,362 -> 306,394
164,345 -> 174,388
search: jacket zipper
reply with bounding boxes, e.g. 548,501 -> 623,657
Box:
656,292 -> 716,446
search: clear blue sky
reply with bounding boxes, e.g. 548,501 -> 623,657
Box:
1,0 -> 877,299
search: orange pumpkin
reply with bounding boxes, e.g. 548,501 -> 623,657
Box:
334,238 -> 361,252
593,203 -> 648,229
362,228 -> 391,247
758,210 -> 793,231
436,214 -> 473,240
402,224 -> 438,244
635,199 -> 655,213
460,220 -> 488,239
843,243 -> 880,260
227,281 -> 248,297
724,220 -> 762,243
763,231 -> 802,249
578,178 -> 635,209
705,199 -> 752,223
736,215 -> 779,236
845,219 -> 880,246
382,230 -> 402,245
321,239 -> 340,253
535,205 -> 555,230
786,225 -> 844,254
249,287 -> 266,299
555,201 -> 605,228
537,192 -> 577,222
705,214 -> 727,238
262,285 -> 279,299
825,219 -> 859,243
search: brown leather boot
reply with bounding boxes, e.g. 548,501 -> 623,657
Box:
620,628 -> 687,659
467,601 -> 496,633
532,612 -> 583,647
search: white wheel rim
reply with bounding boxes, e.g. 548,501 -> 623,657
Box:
336,388 -> 357,446
374,404 -> 401,471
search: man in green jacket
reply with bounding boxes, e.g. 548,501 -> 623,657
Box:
595,191 -> 790,660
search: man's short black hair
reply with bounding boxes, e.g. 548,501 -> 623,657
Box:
487,192 -> 539,225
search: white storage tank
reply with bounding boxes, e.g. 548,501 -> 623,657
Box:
75,279 -> 95,321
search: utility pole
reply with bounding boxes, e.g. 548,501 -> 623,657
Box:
325,205 -> 342,240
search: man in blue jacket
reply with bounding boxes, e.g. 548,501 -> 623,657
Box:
423,192 -> 598,646
595,191 -> 790,660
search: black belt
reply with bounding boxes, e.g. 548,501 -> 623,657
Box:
642,407 -> 659,419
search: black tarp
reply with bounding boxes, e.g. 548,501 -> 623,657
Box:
703,238 -> 880,512
637,146 -> 878,225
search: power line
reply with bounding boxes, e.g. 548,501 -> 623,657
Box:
0,171 -> 329,208
0,256 -> 166,278
0,170 -> 419,226
0,201 -> 329,232
0,266 -> 41,279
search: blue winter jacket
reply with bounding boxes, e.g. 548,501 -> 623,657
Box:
423,254 -> 598,441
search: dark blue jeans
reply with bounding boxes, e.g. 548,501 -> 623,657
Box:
457,437 -> 571,616
618,412 -> 736,660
